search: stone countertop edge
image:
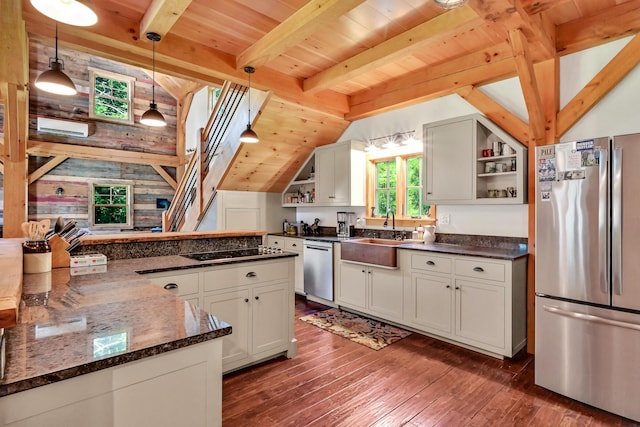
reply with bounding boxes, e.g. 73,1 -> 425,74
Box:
80,229 -> 266,245
398,242 -> 528,260
0,252 -> 295,398
268,233 -> 528,260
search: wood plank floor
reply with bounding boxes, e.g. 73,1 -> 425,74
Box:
222,296 -> 639,426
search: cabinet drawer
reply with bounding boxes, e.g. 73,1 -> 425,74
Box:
267,237 -> 285,248
203,261 -> 289,292
411,253 -> 452,274
146,271 -> 200,296
455,258 -> 505,282
285,239 -> 303,252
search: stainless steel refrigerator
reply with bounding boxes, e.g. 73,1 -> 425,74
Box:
535,135 -> 640,422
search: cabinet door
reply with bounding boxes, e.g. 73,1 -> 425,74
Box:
203,289 -> 250,365
455,279 -> 505,350
252,282 -> 289,355
426,119 -> 474,202
368,266 -> 403,321
408,272 -> 453,335
315,146 -> 335,205
337,262 -> 367,310
331,143 -> 350,205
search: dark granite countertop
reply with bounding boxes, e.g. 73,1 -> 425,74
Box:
0,251 -> 296,397
268,233 -> 527,260
398,242 -> 529,260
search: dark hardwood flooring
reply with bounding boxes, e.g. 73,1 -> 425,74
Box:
222,296 -> 639,426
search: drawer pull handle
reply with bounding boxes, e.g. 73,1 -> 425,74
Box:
292,243 -> 297,247
246,272 -> 257,278
244,298 -> 249,303
473,267 -> 484,272
164,283 -> 178,290
426,261 -> 435,266
255,296 -> 260,300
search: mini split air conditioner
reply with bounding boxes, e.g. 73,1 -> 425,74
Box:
37,117 -> 89,138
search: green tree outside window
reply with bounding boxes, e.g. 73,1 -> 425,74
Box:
375,160 -> 397,216
91,183 -> 133,228
89,69 -> 134,124
406,156 -> 430,217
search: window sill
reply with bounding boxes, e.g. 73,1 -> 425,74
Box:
365,217 -> 436,228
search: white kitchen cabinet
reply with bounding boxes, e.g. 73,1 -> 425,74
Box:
424,114 -> 527,205
313,140 -> 366,206
267,235 -> 304,294
0,339 -> 223,427
337,261 -> 403,323
144,270 -> 201,307
144,257 -> 296,374
201,258 -> 296,373
401,250 -> 527,358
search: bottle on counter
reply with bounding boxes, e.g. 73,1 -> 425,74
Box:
417,224 -> 424,240
283,219 -> 289,233
412,227 -> 418,240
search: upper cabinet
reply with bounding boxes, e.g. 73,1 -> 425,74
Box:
283,140 -> 365,207
424,114 -> 527,205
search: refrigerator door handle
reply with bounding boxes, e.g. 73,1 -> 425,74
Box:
598,148 -> 609,295
544,305 -> 640,331
612,147 -> 623,295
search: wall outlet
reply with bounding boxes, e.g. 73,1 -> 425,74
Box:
439,213 -> 450,225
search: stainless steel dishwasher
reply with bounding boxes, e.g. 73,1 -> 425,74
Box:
303,240 -> 334,301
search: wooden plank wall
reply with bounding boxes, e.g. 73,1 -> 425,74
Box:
21,38 -> 177,230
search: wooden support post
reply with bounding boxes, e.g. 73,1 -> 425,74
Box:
0,1 -> 29,238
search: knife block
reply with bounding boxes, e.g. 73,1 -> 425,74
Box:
49,235 -> 71,269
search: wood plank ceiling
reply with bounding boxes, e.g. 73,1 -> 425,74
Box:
20,0 -> 640,192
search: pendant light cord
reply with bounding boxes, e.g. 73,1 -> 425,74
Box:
247,70 -> 251,124
151,38 -> 156,104
54,23 -> 59,62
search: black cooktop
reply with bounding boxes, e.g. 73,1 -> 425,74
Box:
181,248 -> 261,262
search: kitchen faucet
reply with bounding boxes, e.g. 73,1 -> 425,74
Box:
384,210 -> 400,239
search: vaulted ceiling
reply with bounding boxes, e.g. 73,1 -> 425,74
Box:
20,0 -> 640,192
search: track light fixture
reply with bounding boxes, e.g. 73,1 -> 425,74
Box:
240,66 -> 259,143
140,32 -> 167,127
30,0 -> 98,27
35,23 -> 77,96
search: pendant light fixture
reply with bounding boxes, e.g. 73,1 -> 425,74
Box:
239,66 -> 259,143
433,0 -> 467,9
30,0 -> 98,27
35,23 -> 77,96
140,32 -> 167,127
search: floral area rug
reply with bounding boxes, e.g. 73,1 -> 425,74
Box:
299,308 -> 411,350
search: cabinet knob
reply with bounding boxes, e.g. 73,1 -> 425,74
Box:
164,283 -> 178,290
426,260 -> 435,266
446,285 -> 451,289
246,272 -> 257,278
361,269 -> 366,273
255,296 -> 260,300
455,286 -> 460,290
472,267 -> 484,272
367,271 -> 372,274
244,298 -> 249,303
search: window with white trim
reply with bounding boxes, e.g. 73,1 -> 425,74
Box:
90,181 -> 134,229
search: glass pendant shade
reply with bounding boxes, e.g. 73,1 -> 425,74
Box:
35,59 -> 77,95
240,66 -> 259,143
30,0 -> 98,26
433,0 -> 467,9
140,103 -> 166,127
141,32 -> 166,127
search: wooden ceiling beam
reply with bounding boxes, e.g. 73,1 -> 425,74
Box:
457,85 -> 529,145
236,0 -> 366,70
557,33 -> 640,138
22,5 -> 350,119
27,141 -> 181,168
139,0 -> 194,38
468,0 -> 556,60
303,6 -> 481,93
346,53 -> 517,121
556,0 -> 640,55
509,28 -> 545,143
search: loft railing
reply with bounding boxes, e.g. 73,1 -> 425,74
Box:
163,81 -> 247,232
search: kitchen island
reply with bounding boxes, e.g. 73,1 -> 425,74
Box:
0,231 -> 296,426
